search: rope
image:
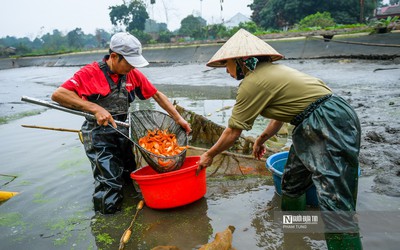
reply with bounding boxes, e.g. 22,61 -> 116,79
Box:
309,35 -> 400,48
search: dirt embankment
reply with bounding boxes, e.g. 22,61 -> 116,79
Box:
1,31 -> 399,70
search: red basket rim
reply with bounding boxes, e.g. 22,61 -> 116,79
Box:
131,156 -> 200,180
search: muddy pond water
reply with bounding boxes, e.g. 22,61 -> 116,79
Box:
0,59 -> 399,249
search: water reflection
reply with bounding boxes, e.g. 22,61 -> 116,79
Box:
136,198 -> 211,249
91,193 -> 211,250
251,193 -> 284,249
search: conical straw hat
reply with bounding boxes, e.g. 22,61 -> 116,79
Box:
206,28 -> 284,67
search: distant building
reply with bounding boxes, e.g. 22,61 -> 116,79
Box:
145,19 -> 168,33
224,13 -> 251,28
5,46 -> 16,55
376,4 -> 400,19
145,19 -> 168,40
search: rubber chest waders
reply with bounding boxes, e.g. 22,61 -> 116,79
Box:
81,61 -> 136,214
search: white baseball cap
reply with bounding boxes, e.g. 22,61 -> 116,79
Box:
110,32 -> 149,68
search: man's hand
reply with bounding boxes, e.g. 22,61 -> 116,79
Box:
52,87 -> 117,127
94,107 -> 117,128
176,117 -> 191,134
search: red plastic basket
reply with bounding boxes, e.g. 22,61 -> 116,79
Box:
130,156 -> 206,209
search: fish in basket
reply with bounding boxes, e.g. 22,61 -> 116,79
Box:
130,110 -> 189,173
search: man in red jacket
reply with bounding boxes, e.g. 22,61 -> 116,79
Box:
52,32 -> 191,214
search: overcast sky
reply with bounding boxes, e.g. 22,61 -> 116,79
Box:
1,0 -> 253,39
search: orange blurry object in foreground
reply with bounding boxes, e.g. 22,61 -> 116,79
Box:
139,129 -> 187,157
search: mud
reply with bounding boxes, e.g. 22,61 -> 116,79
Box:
339,66 -> 400,197
0,32 -> 399,249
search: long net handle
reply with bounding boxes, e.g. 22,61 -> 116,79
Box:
21,96 -> 129,128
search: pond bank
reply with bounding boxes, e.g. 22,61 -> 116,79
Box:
1,31 -> 399,70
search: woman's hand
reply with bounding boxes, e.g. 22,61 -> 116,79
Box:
252,140 -> 267,160
197,151 -> 213,175
252,119 -> 284,159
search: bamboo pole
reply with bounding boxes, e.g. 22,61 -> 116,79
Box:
21,124 -> 83,143
21,124 -> 80,133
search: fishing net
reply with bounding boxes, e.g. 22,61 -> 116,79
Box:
130,110 -> 188,173
174,104 -> 255,154
173,104 -> 292,178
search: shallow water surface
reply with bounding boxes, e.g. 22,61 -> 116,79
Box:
1,60 -> 399,249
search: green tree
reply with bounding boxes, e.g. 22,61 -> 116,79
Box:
298,12 -> 336,29
14,41 -> 32,55
1,27 -> 110,56
0,36 -> 24,48
205,24 -> 229,39
328,1 -> 360,24
145,19 -> 168,33
238,21 -> 263,34
31,37 -> 44,50
157,30 -> 173,43
0,37 -> 32,55
109,0 -> 149,32
249,0 -> 268,27
95,29 -> 111,48
41,29 -> 67,53
227,21 -> 263,37
250,0 -> 377,30
67,28 -> 85,49
130,29 -> 152,44
250,0 -> 287,29
83,33 -> 102,49
179,15 -> 207,39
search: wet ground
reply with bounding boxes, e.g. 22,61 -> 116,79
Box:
0,59 -> 399,249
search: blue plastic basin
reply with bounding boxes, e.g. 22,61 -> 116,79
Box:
266,151 -> 360,206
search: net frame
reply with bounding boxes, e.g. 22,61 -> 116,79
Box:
130,110 -> 188,173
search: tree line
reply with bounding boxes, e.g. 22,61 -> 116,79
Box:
0,0 -> 394,57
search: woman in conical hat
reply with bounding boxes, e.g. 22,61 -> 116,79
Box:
199,29 -> 363,249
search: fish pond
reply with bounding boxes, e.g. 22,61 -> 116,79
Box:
1,59 -> 399,249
